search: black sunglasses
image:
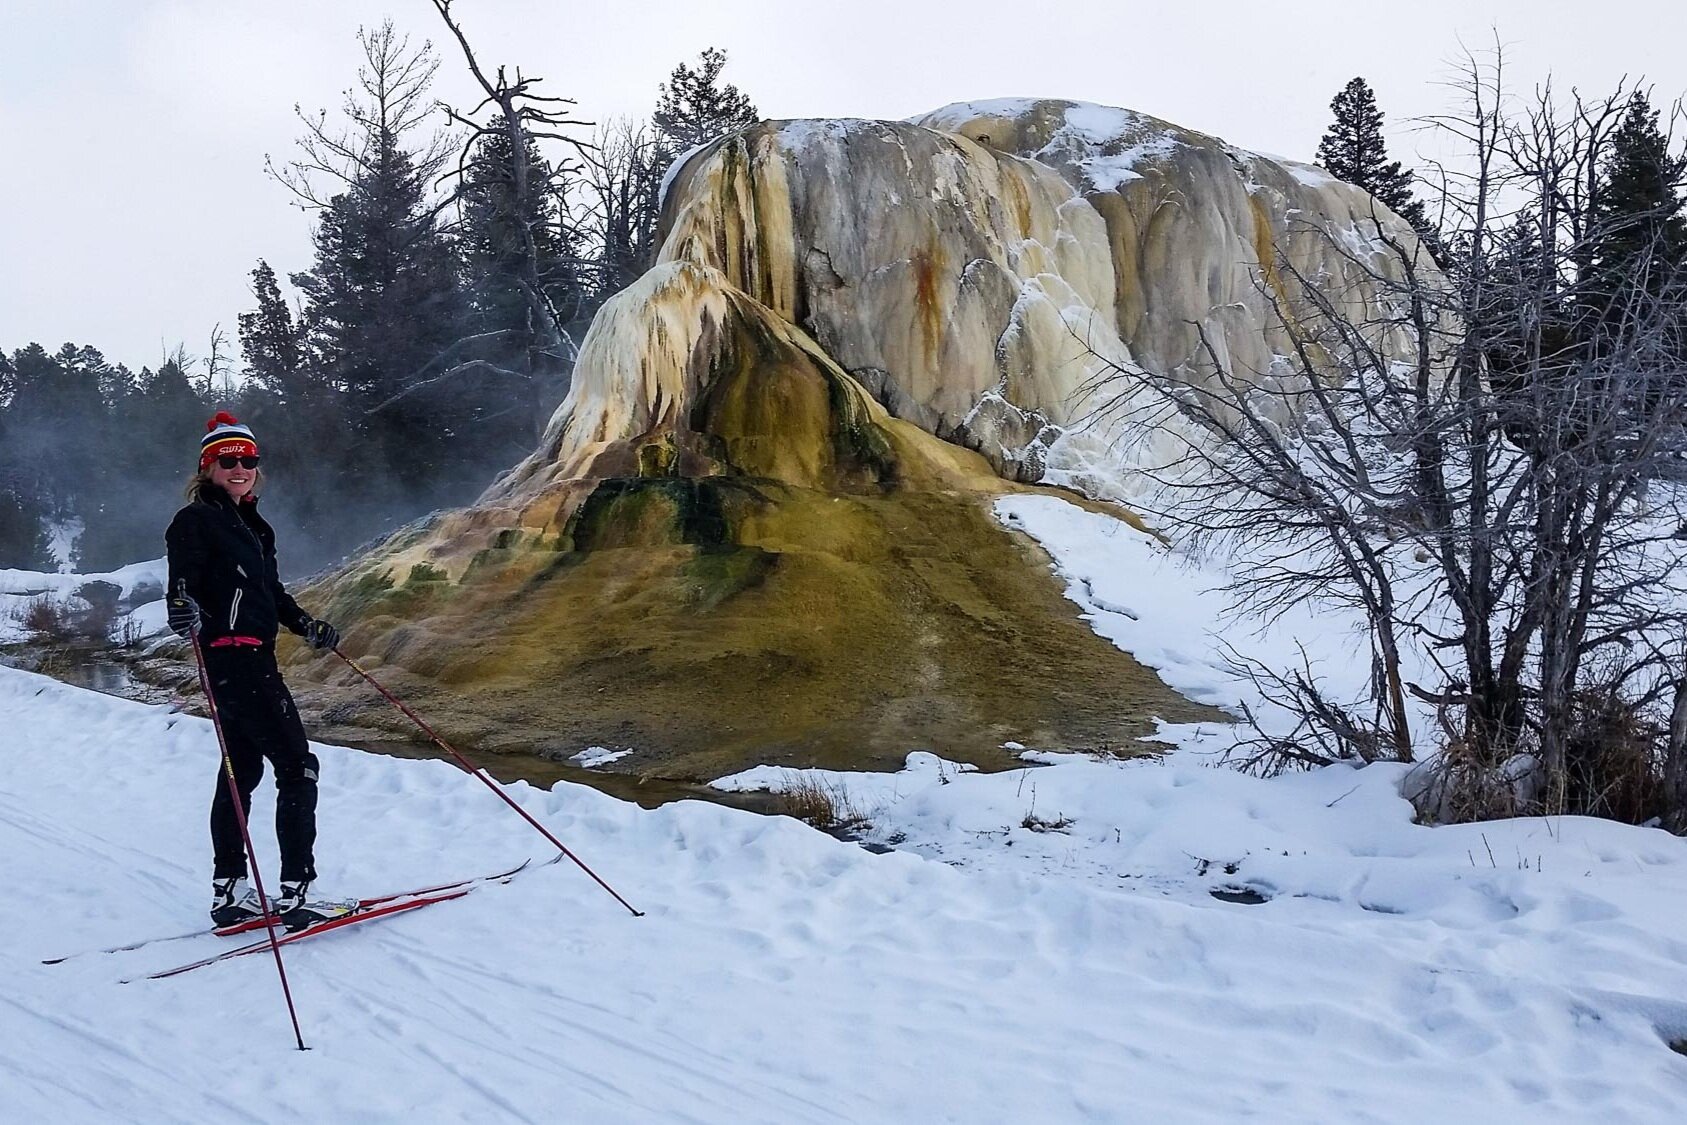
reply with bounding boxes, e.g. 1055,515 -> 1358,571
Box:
216,455 -> 261,470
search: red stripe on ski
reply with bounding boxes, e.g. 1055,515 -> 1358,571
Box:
207,858 -> 533,938
135,890 -> 468,981
44,858 -> 533,964
127,855 -> 559,982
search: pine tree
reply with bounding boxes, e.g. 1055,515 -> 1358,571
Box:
238,260 -> 308,403
7,343 -> 106,512
1588,92 -> 1687,303
454,118 -> 585,456
1316,77 -> 1433,240
0,349 -> 55,569
138,357 -> 208,438
652,48 -> 760,154
265,22 -> 472,508
237,258 -> 340,528
73,356 -> 212,571
289,118 -> 469,495
0,487 -> 53,570
1571,90 -> 1687,396
293,167 -> 468,490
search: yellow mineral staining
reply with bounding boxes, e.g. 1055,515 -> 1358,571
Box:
298,478 -> 1218,779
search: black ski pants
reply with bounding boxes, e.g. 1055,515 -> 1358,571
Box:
205,645 -> 319,884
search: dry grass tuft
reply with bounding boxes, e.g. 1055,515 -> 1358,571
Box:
1421,684 -> 1672,825
21,598 -> 72,641
771,774 -> 869,832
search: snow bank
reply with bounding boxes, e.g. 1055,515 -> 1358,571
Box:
0,557 -> 168,643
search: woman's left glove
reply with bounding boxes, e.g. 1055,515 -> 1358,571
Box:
301,617 -> 341,651
167,595 -> 201,639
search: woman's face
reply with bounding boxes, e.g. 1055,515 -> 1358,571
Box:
209,456 -> 257,501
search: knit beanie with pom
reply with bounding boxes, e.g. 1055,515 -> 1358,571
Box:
199,411 -> 259,471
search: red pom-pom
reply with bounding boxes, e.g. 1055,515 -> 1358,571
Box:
207,410 -> 241,431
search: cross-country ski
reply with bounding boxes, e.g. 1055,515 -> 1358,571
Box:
130,854 -> 561,981
43,859 -> 535,965
133,887 -> 471,982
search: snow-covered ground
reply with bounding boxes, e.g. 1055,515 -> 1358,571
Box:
6,496 -> 1687,1121
994,493 -> 1437,754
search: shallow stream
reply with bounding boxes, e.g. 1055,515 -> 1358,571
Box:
14,643 -> 785,818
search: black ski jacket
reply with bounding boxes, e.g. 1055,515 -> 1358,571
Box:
165,487 -> 310,647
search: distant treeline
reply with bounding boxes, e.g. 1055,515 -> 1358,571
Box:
0,23 -> 757,576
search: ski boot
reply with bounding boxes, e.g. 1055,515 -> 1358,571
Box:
210,876 -> 265,928
273,881 -> 356,932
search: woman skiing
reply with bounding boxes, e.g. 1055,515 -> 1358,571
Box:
165,411 -> 345,929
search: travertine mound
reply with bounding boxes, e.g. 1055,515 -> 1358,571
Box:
292,258 -> 1215,776
289,98 -> 1424,775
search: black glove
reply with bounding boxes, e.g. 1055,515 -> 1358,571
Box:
301,617 -> 341,651
166,595 -> 201,639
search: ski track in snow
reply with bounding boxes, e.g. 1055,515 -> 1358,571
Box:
6,495 -> 1687,1121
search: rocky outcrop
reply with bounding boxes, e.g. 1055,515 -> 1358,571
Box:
653,100 -> 1427,494
483,259 -> 992,514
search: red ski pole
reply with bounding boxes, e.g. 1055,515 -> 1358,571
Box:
333,649 -> 644,918
189,628 -> 309,1049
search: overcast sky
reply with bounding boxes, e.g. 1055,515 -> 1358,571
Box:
3,0 -> 1685,373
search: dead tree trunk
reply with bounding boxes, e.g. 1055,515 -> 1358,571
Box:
1667,675 -> 1687,833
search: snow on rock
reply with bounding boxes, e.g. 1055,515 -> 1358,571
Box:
0,557 -> 167,643
918,97 -> 1183,192
571,746 -> 634,768
11,658 -> 1685,1120
119,597 -> 171,642
712,751 -> 978,814
0,557 -> 166,603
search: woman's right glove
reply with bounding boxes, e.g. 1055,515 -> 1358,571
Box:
301,617 -> 341,651
166,594 -> 201,639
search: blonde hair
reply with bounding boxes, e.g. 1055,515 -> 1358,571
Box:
186,466 -> 266,502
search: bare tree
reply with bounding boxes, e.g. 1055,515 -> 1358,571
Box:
1082,223 -> 1440,770
578,118 -> 669,299
1086,45 -> 1687,827
429,0 -> 591,367
1669,675 -> 1687,830
265,20 -> 452,217
204,324 -> 231,399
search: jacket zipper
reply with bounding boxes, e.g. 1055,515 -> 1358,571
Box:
222,500 -> 263,636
